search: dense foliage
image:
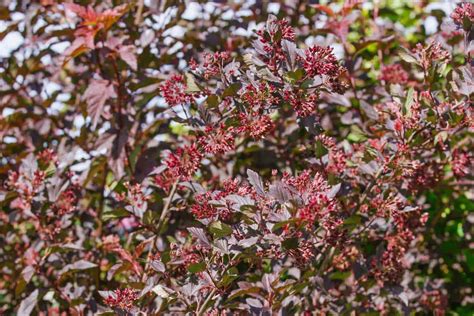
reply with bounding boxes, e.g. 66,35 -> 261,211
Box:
0,1 -> 473,315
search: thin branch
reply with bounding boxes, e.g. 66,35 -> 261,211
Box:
156,179 -> 179,234
134,0 -> 145,25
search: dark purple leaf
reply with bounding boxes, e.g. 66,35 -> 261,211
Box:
247,169 -> 265,196
83,78 -> 116,129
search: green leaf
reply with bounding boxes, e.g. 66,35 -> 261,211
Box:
219,267 -> 239,287
273,29 -> 282,42
161,250 -> 171,264
222,83 -> 241,98
282,237 -> 299,250
142,210 -> 156,226
187,261 -> 206,274
344,215 -> 362,226
15,278 -> 27,297
209,221 -> 233,239
170,121 -> 190,136
314,139 -> 329,158
286,68 -> 304,82
347,125 -> 367,143
330,271 -> 351,281
206,95 -> 219,108
463,249 -> 474,272
456,222 -> 464,237
102,208 -> 130,221
404,87 -> 414,117
228,287 -> 261,300
291,281 -> 309,293
44,163 -> 57,177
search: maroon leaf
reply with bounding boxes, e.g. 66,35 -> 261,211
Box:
247,169 -> 265,196
187,227 -> 211,248
83,78 -> 116,129
118,45 -> 137,71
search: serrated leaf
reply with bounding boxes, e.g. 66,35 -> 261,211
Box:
83,78 -> 116,130
222,82 -> 241,98
269,181 -> 291,203
282,39 -> 299,70
118,45 -> 137,71
404,87 -> 414,117
102,208 -> 130,221
187,227 -> 211,247
219,267 -> 239,287
213,239 -> 230,254
247,169 -> 265,196
209,221 -> 233,239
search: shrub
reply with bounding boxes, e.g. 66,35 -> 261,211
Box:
0,1 -> 472,315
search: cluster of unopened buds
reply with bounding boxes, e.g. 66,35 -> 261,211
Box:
450,2 -> 474,28
104,288 -> 139,312
379,64 -> 409,85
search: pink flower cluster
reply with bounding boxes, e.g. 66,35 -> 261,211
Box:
159,74 -> 192,107
451,2 -> 474,28
104,288 -> 139,311
379,64 -> 409,84
302,45 -> 340,78
155,144 -> 202,191
199,124 -> 236,155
